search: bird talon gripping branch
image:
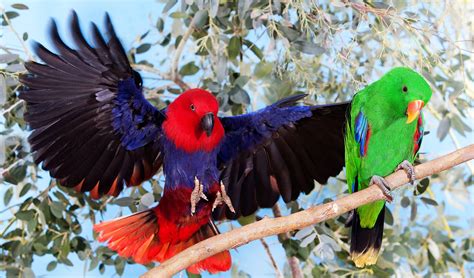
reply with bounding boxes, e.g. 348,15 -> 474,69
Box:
396,160 -> 416,185
212,181 -> 235,213
370,175 -> 393,203
191,176 -> 208,215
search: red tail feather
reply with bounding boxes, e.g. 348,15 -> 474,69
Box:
93,207 -> 231,273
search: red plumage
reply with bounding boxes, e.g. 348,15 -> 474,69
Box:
94,183 -> 231,273
163,89 -> 225,153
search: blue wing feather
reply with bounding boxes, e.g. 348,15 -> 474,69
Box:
112,78 -> 164,150
354,111 -> 369,157
218,100 -> 312,164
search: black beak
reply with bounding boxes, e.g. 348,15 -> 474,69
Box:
201,113 -> 214,137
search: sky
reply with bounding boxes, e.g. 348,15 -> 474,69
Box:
1,0 -> 473,277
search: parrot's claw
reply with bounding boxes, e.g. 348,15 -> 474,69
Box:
396,160 -> 416,185
370,175 -> 393,202
212,181 -> 235,213
190,177 -> 208,215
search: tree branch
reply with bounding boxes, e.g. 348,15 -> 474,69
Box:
142,145 -> 474,277
170,15 -> 198,90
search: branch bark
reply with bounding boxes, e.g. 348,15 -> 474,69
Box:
142,145 -> 474,277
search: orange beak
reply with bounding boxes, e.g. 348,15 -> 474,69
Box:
406,100 -> 424,124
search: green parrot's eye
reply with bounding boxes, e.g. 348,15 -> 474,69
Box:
190,104 -> 195,111
402,86 -> 408,92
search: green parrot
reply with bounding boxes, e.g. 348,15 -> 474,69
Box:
344,67 -> 432,267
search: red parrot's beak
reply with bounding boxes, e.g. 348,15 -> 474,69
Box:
406,100 -> 424,124
201,112 -> 215,137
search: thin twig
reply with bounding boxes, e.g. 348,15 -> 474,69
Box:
142,145 -> 474,277
259,238 -> 283,278
1,8 -> 33,60
272,204 -> 303,278
170,15 -> 198,87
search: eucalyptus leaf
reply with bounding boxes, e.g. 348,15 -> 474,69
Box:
136,43 -> 151,54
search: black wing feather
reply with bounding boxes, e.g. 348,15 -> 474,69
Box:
214,96 -> 349,220
19,11 -> 164,198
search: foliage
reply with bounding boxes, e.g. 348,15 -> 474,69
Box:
1,0 -> 473,277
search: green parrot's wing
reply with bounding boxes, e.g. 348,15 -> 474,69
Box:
345,94 -> 369,193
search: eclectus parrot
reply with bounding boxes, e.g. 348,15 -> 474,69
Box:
19,12 -> 349,274
344,67 -> 432,268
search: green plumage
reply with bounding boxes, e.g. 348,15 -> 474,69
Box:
345,67 -> 432,267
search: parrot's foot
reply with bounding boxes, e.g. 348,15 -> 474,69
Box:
396,160 -> 416,185
370,175 -> 393,202
212,181 -> 235,213
190,177 -> 208,215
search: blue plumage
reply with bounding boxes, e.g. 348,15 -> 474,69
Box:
354,111 -> 369,157
218,100 -> 313,164
162,137 -> 220,191
112,78 -> 164,150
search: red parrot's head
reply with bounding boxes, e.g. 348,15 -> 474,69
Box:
163,88 -> 224,153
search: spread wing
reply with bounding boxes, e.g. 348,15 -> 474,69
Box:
214,95 -> 349,219
19,12 -> 165,198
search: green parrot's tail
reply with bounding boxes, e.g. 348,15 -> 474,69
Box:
350,205 -> 385,268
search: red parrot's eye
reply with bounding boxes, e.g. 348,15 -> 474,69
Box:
190,104 -> 195,111
402,86 -> 408,92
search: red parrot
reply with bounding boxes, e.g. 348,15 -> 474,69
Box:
19,12 -> 349,274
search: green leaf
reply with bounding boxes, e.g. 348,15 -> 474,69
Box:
112,197 -> 134,207
243,40 -> 263,60
186,271 -> 201,278
279,25 -> 300,41
4,187 -> 13,206
162,0 -> 177,13
420,197 -> 438,206
11,3 -> 29,10
400,196 -> 410,208
410,201 -> 417,221
384,207 -> 394,225
61,237 -> 71,259
229,86 -> 250,105
3,164 -> 27,184
136,43 -> 151,54
437,117 -> 450,141
160,33 -> 171,46
156,18 -> 164,32
169,12 -> 188,19
253,62 -> 273,78
50,201 -> 64,218
237,214 -> 256,226
228,36 -> 241,60
15,209 -> 35,221
22,32 -> 28,41
5,11 -> 19,20
140,30 -> 150,40
194,10 -> 208,28
292,40 -> 326,55
115,257 -> 125,276
179,62 -> 199,76
46,261 -> 57,271
19,183 -> 32,197
0,53 -> 19,63
89,256 -> 99,271
415,178 -> 430,195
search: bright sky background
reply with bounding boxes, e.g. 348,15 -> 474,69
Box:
1,0 -> 473,277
